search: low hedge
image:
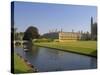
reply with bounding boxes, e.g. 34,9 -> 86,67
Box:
33,38 -> 53,43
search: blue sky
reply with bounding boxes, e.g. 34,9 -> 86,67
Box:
14,1 -> 97,35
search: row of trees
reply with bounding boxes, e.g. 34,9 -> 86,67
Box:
14,22 -> 97,41
79,32 -> 91,40
14,26 -> 39,41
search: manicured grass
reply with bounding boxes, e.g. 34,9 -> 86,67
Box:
34,41 -> 97,57
14,53 -> 33,73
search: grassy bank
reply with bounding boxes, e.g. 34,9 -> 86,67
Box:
34,41 -> 97,57
14,53 -> 33,74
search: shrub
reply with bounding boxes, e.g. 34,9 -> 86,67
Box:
54,39 -> 59,42
34,38 -> 53,43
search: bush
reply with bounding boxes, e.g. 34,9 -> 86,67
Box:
53,39 -> 59,42
34,38 -> 53,43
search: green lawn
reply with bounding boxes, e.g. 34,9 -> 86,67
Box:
34,41 -> 97,57
14,53 -> 33,74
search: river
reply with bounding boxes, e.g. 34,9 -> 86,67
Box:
14,46 -> 97,72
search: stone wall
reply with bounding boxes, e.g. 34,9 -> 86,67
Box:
59,32 -> 80,42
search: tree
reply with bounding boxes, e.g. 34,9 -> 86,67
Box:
14,28 -> 17,40
23,26 -> 39,41
92,23 -> 97,40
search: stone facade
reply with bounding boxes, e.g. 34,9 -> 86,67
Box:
59,32 -> 80,42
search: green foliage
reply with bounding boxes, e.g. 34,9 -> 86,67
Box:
53,39 -> 59,42
23,26 -> 39,41
42,32 -> 59,39
34,38 -> 53,43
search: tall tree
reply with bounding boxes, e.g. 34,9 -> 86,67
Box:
23,26 -> 39,41
14,28 -> 17,40
92,23 -> 97,40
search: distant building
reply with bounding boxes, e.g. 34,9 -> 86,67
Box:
42,30 -> 81,42
42,17 -> 97,41
59,32 -> 80,42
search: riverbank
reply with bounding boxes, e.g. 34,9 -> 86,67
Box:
34,41 -> 97,57
14,53 -> 36,74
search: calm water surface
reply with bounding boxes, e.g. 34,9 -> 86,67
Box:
14,46 -> 97,72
